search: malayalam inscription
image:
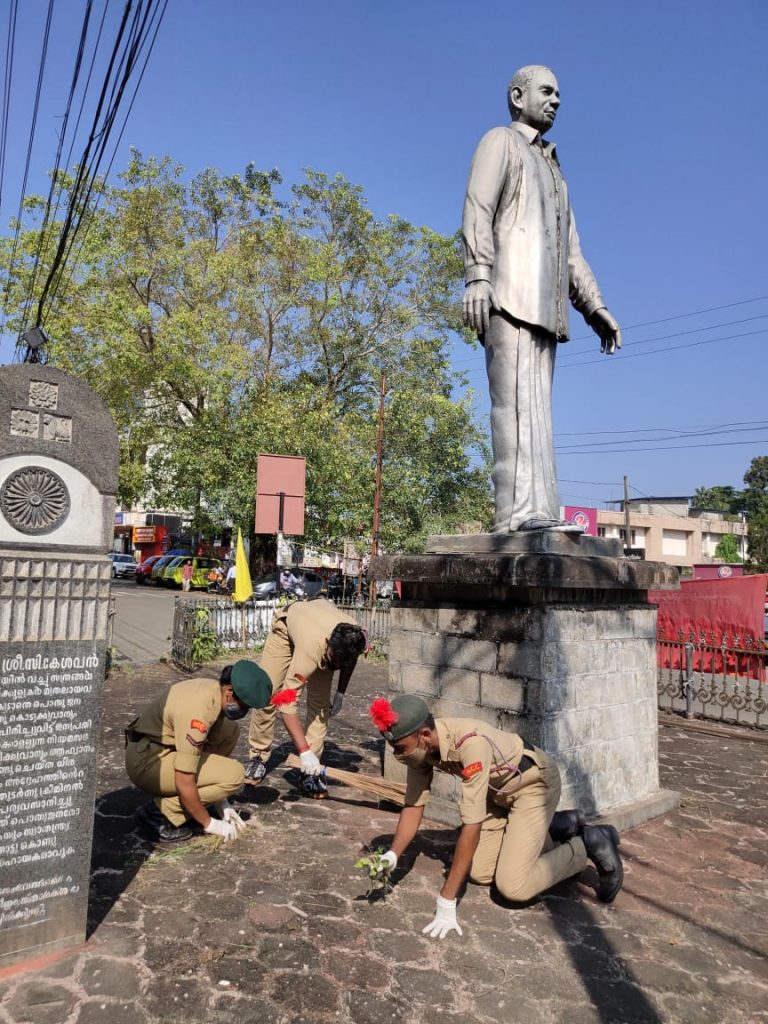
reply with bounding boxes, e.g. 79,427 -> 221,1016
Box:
0,640 -> 103,960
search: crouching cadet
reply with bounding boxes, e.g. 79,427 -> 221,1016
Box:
369,695 -> 623,938
125,661 -> 273,842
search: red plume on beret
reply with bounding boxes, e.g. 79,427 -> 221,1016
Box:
369,697 -> 398,732
271,688 -> 298,706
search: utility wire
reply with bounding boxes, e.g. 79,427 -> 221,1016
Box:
0,0 -> 19,219
557,418 -> 768,437
42,0 -> 168,329
19,0 -> 94,339
35,0 -> 167,332
451,295 -> 768,367
557,423 -> 768,452
557,313 -> 768,360
1,0 -> 55,337
557,438 -> 768,455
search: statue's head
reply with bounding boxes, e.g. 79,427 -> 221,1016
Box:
507,65 -> 560,135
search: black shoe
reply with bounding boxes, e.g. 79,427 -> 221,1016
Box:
244,758 -> 268,784
299,772 -> 328,799
549,809 -> 586,843
135,801 -> 193,843
582,825 -> 623,903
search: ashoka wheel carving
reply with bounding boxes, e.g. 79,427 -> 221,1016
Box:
0,466 -> 70,534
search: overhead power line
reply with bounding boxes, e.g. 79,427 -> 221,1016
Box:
557,418 -> 768,437
451,294 -> 768,368
0,0 -> 19,218
1,0 -> 55,331
43,0 -> 169,329
19,0 -> 94,340
556,422 -> 768,451
557,438 -> 768,455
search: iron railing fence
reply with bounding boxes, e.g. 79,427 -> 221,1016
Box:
657,632 -> 767,729
171,596 -> 391,671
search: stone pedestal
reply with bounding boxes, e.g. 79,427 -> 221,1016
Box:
0,365 -> 118,968
370,532 -> 679,828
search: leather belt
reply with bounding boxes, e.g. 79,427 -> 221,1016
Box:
124,728 -> 174,749
518,738 -> 537,773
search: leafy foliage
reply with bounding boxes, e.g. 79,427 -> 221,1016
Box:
190,609 -> 220,664
713,533 -> 742,563
1,153 -> 490,552
354,846 -> 393,897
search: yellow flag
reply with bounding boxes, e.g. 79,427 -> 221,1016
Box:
234,528 -> 253,603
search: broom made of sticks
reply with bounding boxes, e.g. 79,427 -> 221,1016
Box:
284,753 -> 406,805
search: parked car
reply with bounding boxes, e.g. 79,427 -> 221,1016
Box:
108,553 -> 137,579
166,556 -> 223,590
252,568 -> 326,599
156,556 -> 187,585
149,554 -> 182,585
134,555 -> 162,584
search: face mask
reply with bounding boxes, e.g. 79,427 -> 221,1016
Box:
223,702 -> 248,721
394,741 -> 430,768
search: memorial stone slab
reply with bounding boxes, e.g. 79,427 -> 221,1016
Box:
0,364 -> 118,968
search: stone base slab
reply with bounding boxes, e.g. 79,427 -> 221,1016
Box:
591,788 -> 680,831
426,530 -> 623,559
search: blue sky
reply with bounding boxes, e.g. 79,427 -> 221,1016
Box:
2,0 -> 767,509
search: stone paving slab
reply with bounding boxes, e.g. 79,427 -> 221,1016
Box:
0,660 -> 766,1024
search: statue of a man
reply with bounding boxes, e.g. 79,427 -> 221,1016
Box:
462,66 -> 621,534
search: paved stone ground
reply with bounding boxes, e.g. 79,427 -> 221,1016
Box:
1,660 -> 766,1024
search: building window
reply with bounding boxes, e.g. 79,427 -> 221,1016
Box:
597,526 -> 606,538
662,529 -> 688,557
619,529 -> 637,544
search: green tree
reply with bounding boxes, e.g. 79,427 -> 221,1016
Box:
713,533 -> 742,563
1,154 -> 490,552
743,456 -> 768,572
693,485 -> 743,515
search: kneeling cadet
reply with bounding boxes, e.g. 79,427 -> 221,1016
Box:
369,695 -> 623,939
125,661 -> 274,842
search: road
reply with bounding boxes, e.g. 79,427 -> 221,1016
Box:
110,578 -> 178,662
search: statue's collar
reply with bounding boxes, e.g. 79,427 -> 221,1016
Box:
509,121 -> 558,159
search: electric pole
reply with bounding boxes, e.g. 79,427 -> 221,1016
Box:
370,374 -> 386,605
623,475 -> 632,556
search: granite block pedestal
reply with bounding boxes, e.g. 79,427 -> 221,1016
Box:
371,532 -> 680,828
0,365 -> 118,969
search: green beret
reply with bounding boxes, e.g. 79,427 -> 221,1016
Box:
230,660 -> 272,708
387,694 -> 430,742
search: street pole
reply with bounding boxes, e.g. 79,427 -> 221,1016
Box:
370,374 -> 386,605
623,475 -> 632,556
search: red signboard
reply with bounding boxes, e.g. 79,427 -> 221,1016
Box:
255,454 -> 306,535
563,506 -> 597,536
133,526 -> 157,544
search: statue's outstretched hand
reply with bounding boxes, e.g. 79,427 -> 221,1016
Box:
589,308 -> 622,355
462,280 -> 497,336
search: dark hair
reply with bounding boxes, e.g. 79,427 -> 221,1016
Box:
329,622 -> 366,665
423,715 -> 436,731
219,665 -> 233,686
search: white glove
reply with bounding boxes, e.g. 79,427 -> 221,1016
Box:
376,850 -> 398,878
204,816 -> 238,842
330,692 -> 344,717
216,799 -> 247,834
299,750 -> 323,776
422,895 -> 463,940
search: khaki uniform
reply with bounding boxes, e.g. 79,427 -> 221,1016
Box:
403,718 -> 588,902
125,678 -> 244,826
248,599 -> 358,760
